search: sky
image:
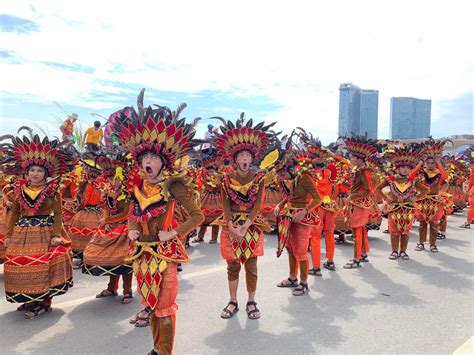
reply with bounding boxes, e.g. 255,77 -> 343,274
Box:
0,0 -> 472,144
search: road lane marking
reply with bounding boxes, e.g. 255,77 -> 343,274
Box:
453,336 -> 474,355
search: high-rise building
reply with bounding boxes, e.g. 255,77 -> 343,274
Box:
338,83 -> 379,139
390,97 -> 431,139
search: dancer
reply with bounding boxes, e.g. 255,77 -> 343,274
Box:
376,145 -> 428,260
212,113 -> 275,319
275,150 -> 322,295
115,91 -> 204,355
341,135 -> 380,269
1,130 -> 74,318
82,152 -> 134,303
413,139 -> 449,253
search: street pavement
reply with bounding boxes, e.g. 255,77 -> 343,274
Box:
0,211 -> 473,354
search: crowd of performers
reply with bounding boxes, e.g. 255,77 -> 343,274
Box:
0,89 -> 473,355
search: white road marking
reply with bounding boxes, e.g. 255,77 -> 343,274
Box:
453,336 -> 474,355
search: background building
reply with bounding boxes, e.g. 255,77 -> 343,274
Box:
390,97 -> 431,139
338,83 -> 379,139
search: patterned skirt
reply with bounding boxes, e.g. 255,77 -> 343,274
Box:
214,213 -> 269,263
334,193 -> 351,233
68,205 -> 103,256
0,206 -> 8,263
62,199 -> 79,227
387,204 -> 416,235
82,221 -> 132,276
415,195 -> 444,223
200,191 -> 223,225
4,215 -> 73,303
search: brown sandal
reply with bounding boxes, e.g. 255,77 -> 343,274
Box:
96,289 -> 118,298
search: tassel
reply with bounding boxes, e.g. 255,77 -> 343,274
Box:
142,222 -> 150,236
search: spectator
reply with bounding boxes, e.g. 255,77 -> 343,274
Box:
202,124 -> 216,155
83,121 -> 104,153
60,113 -> 78,142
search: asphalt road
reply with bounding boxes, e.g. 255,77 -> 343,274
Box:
0,211 -> 473,354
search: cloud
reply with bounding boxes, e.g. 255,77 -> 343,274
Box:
0,0 -> 473,144
0,14 -> 39,33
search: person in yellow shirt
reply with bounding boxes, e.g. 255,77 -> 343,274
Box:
83,121 -> 104,153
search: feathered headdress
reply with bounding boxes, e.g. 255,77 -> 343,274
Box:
296,128 -> 332,159
114,89 -> 200,169
339,134 -> 379,160
94,151 -> 131,178
420,137 -> 452,159
212,113 -> 276,161
0,127 -> 75,178
386,144 -> 420,169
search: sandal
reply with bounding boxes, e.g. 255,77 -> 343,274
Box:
147,350 -> 158,355
122,292 -> 133,304
323,260 -> 336,271
220,301 -> 239,319
459,222 -> 471,229
192,237 -> 204,243
430,244 -> 439,253
277,277 -> 299,288
17,302 -> 37,312
24,304 -> 51,319
335,234 -> 346,244
308,268 -> 322,276
209,239 -> 217,244
177,263 -> 183,272
360,255 -> 369,263
389,251 -> 399,260
343,259 -> 361,269
437,232 -> 446,240
292,283 -> 309,296
415,243 -> 425,251
130,307 -> 151,327
399,251 -> 410,260
246,301 -> 261,319
96,289 -> 118,298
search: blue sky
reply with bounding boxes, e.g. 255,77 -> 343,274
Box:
0,1 -> 472,143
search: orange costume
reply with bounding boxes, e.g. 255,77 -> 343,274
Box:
276,155 -> 322,294
212,113 -> 275,320
0,132 -> 74,317
195,155 -> 223,243
376,145 -> 429,259
68,164 -> 104,260
342,135 -> 380,269
413,139 -> 449,252
82,153 -> 134,299
114,91 -> 204,355
298,134 -> 339,273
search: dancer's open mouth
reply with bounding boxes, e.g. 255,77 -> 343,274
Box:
145,166 -> 153,174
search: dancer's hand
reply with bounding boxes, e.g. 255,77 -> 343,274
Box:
158,230 -> 178,242
5,201 -> 13,208
293,209 -> 307,223
98,218 -> 106,227
274,204 -> 280,216
50,236 -> 62,246
128,230 -> 140,241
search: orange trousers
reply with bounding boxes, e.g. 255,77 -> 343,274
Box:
310,207 -> 335,268
353,227 -> 369,260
